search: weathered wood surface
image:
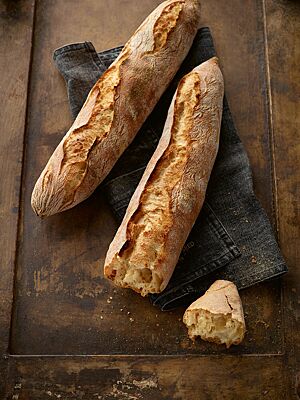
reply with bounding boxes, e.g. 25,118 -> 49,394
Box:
265,0 -> 300,397
0,0 -> 299,398
6,355 -> 285,400
11,0 -> 281,357
0,0 -> 35,395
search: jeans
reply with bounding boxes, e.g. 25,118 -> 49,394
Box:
53,28 -> 287,310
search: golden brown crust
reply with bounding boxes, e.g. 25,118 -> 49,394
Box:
31,0 -> 201,217
104,57 -> 224,296
183,280 -> 246,348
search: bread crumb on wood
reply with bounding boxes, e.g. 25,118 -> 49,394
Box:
251,255 -> 257,263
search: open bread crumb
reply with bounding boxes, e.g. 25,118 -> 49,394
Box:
183,280 -> 246,348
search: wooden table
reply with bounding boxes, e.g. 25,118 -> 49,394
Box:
0,0 -> 299,398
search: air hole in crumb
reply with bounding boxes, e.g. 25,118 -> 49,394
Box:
140,268 -> 152,283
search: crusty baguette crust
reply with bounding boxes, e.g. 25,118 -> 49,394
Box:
104,57 -> 224,296
183,280 -> 246,347
31,0 -> 201,216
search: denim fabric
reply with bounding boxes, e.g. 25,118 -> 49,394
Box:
54,28 -> 287,310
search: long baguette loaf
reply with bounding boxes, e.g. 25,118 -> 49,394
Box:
104,57 -> 224,296
31,0 -> 201,217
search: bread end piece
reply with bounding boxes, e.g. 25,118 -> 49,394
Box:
104,255 -> 164,297
183,280 -> 246,348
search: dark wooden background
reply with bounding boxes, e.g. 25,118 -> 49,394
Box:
0,0 -> 299,398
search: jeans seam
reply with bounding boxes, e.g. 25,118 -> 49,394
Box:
53,43 -> 87,59
236,263 -> 288,282
84,41 -> 106,70
204,202 -> 241,255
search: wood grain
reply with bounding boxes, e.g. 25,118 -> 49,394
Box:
264,0 -> 300,397
201,0 -> 275,220
0,0 -> 35,396
0,0 -> 299,398
10,0 -> 282,357
6,355 -> 285,400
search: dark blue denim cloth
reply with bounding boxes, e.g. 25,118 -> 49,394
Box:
54,28 -> 287,310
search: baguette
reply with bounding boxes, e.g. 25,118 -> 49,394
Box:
183,280 -> 246,348
104,57 -> 224,296
31,0 -> 201,217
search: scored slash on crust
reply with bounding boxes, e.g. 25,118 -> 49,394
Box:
104,58 -> 224,297
31,0 -> 201,217
104,71 -> 202,296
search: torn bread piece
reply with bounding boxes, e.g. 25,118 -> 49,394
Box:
183,280 -> 246,348
104,58 -> 224,296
